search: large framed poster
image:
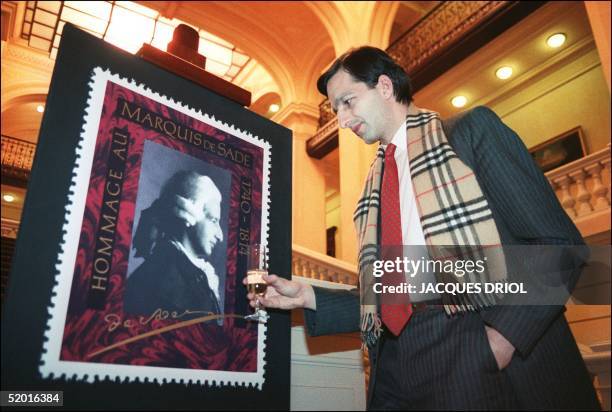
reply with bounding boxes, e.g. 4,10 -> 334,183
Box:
1,25 -> 291,410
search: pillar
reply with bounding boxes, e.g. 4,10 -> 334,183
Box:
337,127 -> 379,264
585,1 -> 611,94
274,103 -> 327,254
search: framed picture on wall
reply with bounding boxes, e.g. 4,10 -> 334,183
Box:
529,126 -> 587,173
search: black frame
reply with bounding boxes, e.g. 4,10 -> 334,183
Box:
529,126 -> 587,173
1,24 -> 292,410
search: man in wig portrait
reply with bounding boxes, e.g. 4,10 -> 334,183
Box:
125,170 -> 224,321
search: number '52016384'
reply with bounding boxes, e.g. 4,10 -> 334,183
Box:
1,391 -> 62,406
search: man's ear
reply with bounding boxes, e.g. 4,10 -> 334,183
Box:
376,75 -> 394,100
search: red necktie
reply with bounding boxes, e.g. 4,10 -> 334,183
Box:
380,143 -> 413,335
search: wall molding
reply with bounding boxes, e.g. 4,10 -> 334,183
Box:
3,42 -> 54,71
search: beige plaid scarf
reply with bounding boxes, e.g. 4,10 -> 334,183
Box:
354,104 -> 506,348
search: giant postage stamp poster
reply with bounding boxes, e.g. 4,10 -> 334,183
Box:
40,68 -> 271,388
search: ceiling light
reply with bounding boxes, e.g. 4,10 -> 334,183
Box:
3,194 -> 16,203
451,95 -> 467,108
495,66 -> 513,80
269,104 -> 280,113
21,2 -> 251,83
546,33 -> 566,48
36,105 -> 45,113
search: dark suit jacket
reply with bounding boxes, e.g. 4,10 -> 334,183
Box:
124,240 -> 221,320
303,107 -> 599,410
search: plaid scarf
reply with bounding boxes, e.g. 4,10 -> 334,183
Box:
354,104 -> 507,348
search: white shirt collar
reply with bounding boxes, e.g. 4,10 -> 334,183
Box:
169,239 -> 220,300
382,120 -> 407,153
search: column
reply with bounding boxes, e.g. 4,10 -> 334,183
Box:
338,127 -> 379,264
275,103 -> 327,254
585,1 -> 611,94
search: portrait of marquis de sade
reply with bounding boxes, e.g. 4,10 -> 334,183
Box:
123,140 -> 231,322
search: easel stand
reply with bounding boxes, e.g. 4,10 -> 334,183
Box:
137,24 -> 251,107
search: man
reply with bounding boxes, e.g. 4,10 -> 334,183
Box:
125,170 -> 224,320
247,47 -> 600,410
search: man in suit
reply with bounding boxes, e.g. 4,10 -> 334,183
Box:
247,47 -> 600,410
125,170 -> 223,321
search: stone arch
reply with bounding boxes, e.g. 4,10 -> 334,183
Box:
1,93 -> 48,142
249,92 -> 282,117
301,39 -> 336,105
369,2 -> 401,49
1,89 -> 48,114
305,1 -> 399,55
304,2 -> 350,55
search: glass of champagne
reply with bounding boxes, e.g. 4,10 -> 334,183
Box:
244,243 -> 269,323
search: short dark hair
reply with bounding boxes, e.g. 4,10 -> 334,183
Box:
317,46 -> 412,105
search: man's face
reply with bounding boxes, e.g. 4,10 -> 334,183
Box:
326,70 -> 388,144
189,199 -> 223,257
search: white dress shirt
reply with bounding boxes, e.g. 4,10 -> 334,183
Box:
384,122 -> 438,301
386,121 -> 427,246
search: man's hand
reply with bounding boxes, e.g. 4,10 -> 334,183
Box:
244,274 -> 316,310
485,325 -> 515,370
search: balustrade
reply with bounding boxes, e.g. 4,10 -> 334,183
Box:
547,145 -> 611,221
292,244 -> 358,285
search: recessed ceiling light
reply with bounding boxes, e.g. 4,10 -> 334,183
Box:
3,194 -> 16,203
546,33 -> 566,48
36,105 -> 45,113
269,103 -> 280,113
495,66 -> 513,80
451,95 -> 468,108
